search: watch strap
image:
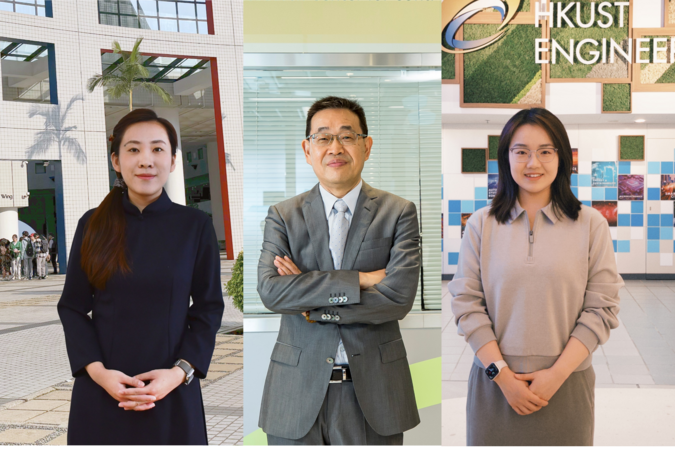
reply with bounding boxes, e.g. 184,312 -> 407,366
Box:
494,360 -> 508,372
174,359 -> 195,385
485,359 -> 508,381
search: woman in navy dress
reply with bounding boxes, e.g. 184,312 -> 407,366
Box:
57,109 -> 224,445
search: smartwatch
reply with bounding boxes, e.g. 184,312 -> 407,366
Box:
174,359 -> 195,385
485,360 -> 508,381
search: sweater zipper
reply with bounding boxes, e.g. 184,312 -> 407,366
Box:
527,212 -> 537,263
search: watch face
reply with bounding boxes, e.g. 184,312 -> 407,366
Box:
485,363 -> 499,380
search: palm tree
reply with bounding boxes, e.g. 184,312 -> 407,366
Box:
87,38 -> 173,111
27,94 -> 87,164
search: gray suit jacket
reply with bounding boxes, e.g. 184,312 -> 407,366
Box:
257,182 -> 421,440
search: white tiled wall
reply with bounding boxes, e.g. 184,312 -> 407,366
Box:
442,124 -> 675,277
0,0 -> 243,258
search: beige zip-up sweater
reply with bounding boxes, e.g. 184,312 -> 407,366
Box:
449,201 -> 623,373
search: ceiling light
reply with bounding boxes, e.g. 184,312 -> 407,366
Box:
635,119 -> 646,123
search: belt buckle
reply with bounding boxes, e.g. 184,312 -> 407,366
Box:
329,365 -> 345,384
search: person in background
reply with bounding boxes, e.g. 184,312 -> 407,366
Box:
48,234 -> 58,274
9,235 -> 23,281
20,231 -> 30,279
23,233 -> 36,280
35,235 -> 48,280
32,234 -> 38,276
0,240 -> 11,280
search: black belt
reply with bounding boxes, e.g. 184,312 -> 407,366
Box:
329,365 -> 352,383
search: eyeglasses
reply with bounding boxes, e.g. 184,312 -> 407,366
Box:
509,146 -> 558,163
306,131 -> 367,148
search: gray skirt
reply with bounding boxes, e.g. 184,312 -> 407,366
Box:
466,364 -> 595,446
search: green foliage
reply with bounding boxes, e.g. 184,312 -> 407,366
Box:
462,148 -> 487,173
602,83 -> 631,112
463,24 -> 541,104
488,136 -> 500,160
658,63 -> 675,84
619,136 -> 644,161
226,251 -> 244,313
549,0 -> 629,79
442,52 -> 455,80
511,70 -> 541,104
87,38 -> 173,111
441,26 -> 456,80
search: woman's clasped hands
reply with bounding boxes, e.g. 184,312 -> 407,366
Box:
86,362 -> 186,411
495,366 -> 567,416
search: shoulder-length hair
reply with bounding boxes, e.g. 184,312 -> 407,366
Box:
489,108 -> 581,224
80,109 -> 177,290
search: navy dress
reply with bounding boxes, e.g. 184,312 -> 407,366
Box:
57,189 -> 224,445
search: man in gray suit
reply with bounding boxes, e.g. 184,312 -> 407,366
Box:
257,96 -> 421,445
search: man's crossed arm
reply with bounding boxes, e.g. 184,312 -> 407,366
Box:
257,202 -> 420,325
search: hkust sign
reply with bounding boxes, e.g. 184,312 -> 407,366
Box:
444,0 -> 669,65
535,1 -> 665,65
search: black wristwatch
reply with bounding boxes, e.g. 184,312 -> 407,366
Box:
485,360 -> 508,381
174,359 -> 195,385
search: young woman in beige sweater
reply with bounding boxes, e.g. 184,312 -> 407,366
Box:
449,108 -> 623,445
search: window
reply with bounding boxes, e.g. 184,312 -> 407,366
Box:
1,39 -> 57,104
197,147 -> 203,159
98,0 -> 209,34
0,0 -> 51,17
35,163 -> 46,174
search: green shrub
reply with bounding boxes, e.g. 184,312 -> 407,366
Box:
462,148 -> 487,173
463,24 -> 541,104
226,251 -> 244,312
488,136 -> 500,160
619,136 -> 644,161
603,84 -> 631,112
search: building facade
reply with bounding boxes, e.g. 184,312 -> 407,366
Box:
0,0 -> 243,268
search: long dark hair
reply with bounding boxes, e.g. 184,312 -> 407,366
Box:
490,108 -> 581,224
81,109 -> 177,290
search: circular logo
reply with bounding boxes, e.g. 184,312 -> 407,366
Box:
442,0 -> 522,54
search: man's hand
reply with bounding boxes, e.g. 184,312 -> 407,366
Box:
118,367 -> 185,410
514,367 -> 568,402
494,367 -> 549,415
273,256 -> 314,320
274,255 -> 301,276
86,362 -> 156,411
358,269 -> 386,290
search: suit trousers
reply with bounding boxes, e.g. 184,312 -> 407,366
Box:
267,381 -> 404,446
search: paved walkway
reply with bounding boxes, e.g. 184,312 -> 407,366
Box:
442,279 -> 675,446
0,258 -> 243,445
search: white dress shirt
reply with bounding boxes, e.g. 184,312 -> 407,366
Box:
318,179 -> 362,365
